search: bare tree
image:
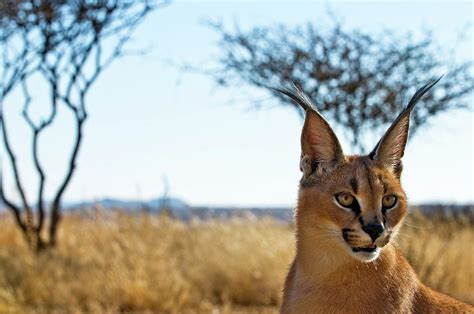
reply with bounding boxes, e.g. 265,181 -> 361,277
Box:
0,0 -> 168,251
205,21 -> 473,150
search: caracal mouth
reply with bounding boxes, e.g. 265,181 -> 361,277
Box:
352,243 -> 377,253
346,243 -> 381,262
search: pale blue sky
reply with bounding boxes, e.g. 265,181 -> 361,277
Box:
2,1 -> 473,207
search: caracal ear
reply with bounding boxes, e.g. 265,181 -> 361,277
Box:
369,77 -> 443,177
273,86 -> 343,177
301,109 -> 344,170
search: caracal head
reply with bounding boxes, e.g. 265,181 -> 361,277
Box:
278,78 -> 441,263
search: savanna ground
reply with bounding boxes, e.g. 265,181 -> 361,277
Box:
0,208 -> 472,313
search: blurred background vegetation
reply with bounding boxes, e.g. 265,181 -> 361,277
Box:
0,210 -> 472,312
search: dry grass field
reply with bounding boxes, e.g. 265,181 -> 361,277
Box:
0,209 -> 472,313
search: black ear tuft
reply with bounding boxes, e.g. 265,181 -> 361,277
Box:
404,76 -> 444,113
271,84 -> 315,112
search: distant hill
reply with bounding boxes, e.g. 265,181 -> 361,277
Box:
0,198 -> 472,223
0,197 -> 294,221
66,197 -> 189,212
65,198 -> 293,222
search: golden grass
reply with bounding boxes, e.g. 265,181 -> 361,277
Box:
0,209 -> 472,313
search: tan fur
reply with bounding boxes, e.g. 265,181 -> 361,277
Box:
280,87 -> 473,313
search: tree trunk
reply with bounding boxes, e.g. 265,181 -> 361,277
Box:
48,206 -> 61,248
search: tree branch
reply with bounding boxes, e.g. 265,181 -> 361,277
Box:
0,166 -> 27,233
203,22 -> 473,150
0,111 -> 33,227
1,0 -> 163,249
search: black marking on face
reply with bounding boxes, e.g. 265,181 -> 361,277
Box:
377,174 -> 388,194
393,161 -> 403,179
350,199 -> 361,215
361,158 -> 375,192
350,177 -> 358,194
342,228 -> 352,242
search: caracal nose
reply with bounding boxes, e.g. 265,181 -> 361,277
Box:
362,223 -> 384,241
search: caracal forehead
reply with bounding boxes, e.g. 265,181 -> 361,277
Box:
302,155 -> 401,195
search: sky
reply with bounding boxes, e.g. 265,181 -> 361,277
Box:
1,1 -> 473,207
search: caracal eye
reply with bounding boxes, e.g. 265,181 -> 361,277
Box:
336,193 -> 354,207
382,195 -> 397,208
